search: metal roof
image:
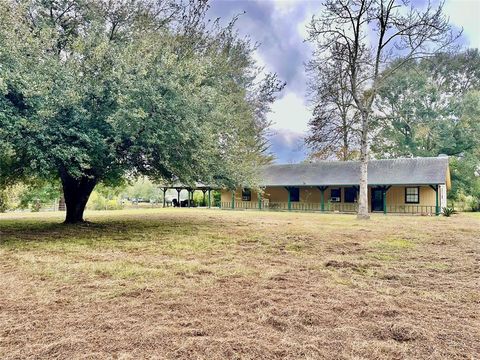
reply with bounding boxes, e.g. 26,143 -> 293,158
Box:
259,157 -> 449,187
157,182 -> 213,189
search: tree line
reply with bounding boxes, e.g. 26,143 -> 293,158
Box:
306,49 -> 480,210
305,0 -> 478,214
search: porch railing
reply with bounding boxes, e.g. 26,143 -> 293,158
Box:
386,205 -> 437,215
220,201 -> 438,215
220,201 -> 359,213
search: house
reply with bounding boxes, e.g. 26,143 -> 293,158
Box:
220,157 -> 451,215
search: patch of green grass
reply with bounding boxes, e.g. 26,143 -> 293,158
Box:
87,260 -> 167,280
371,237 -> 415,251
332,273 -> 355,287
423,262 -> 451,271
285,242 -> 306,252
465,212 -> 480,219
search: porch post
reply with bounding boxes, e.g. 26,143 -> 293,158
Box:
231,190 -> 235,209
176,188 -> 181,207
258,191 -> 262,210
287,187 -> 291,211
202,189 -> 207,207
429,185 -> 440,216
320,189 -> 324,211
382,186 -> 391,215
318,186 -> 328,212
208,189 -> 211,208
162,188 -> 167,208
383,187 -> 387,215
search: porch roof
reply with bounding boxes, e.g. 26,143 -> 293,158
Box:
158,182 -> 214,190
259,157 -> 449,187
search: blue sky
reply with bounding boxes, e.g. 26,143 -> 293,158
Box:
209,0 -> 480,163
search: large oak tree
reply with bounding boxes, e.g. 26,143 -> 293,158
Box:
0,0 -> 283,223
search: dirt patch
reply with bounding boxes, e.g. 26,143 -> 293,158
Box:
390,322 -> 423,342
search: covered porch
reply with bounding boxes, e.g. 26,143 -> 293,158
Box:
220,184 -> 446,215
159,183 -> 220,208
218,157 -> 450,215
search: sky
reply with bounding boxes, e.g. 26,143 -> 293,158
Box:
208,0 -> 480,163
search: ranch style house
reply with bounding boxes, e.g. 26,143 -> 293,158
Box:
219,157 -> 451,215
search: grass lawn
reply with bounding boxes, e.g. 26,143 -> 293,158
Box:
1,209 -> 479,359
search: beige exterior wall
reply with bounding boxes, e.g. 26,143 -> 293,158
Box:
220,188 -> 259,204
385,185 -> 436,207
220,185 -> 439,211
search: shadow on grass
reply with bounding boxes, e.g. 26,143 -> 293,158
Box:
0,216 -> 209,247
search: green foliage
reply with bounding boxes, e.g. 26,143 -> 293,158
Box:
0,191 -> 7,213
87,191 -> 123,211
213,191 -> 221,206
373,51 -> 480,204
123,178 -> 162,203
449,153 -> 480,201
17,182 -> 61,211
0,0 -> 283,221
192,191 -> 208,206
0,184 -> 25,212
467,197 -> 480,212
442,207 -> 456,217
374,51 -> 480,158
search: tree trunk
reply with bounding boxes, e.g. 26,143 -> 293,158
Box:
60,173 -> 97,224
357,112 -> 370,219
342,112 -> 349,161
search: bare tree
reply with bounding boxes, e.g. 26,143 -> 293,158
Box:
305,56 -> 359,161
307,0 -> 459,219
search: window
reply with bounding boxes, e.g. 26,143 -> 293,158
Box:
344,187 -> 357,203
242,188 -> 251,201
289,187 -> 300,202
405,187 -> 419,204
330,188 -> 341,202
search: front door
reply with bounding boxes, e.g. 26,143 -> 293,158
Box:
371,188 -> 384,212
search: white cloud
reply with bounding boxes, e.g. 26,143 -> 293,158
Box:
273,0 -> 302,15
267,91 -> 311,132
444,0 -> 480,49
297,9 -> 312,41
268,128 -> 307,163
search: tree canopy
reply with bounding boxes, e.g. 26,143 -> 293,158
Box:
0,0 -> 283,222
305,57 -> 360,161
373,50 -> 480,204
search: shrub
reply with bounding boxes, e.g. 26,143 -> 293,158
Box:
87,191 -> 123,210
193,191 -> 206,206
467,197 -> 480,212
442,207 -> 456,217
17,182 -> 60,211
0,191 -> 8,213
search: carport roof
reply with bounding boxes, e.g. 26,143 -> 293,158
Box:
259,157 -> 449,187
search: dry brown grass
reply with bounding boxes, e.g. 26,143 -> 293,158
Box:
0,209 -> 479,359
